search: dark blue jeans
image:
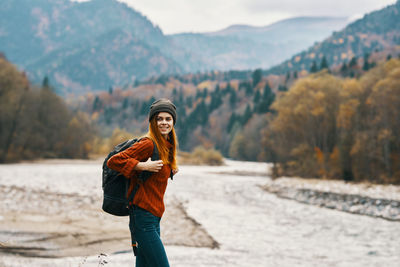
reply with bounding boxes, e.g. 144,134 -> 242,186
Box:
129,206 -> 170,267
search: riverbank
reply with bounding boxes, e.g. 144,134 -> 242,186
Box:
0,159 -> 217,265
1,159 -> 399,266
262,176 -> 400,221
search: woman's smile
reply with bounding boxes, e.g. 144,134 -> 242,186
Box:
156,112 -> 173,138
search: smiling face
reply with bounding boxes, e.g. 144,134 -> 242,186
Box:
156,112 -> 174,139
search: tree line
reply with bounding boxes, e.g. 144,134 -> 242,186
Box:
262,59 -> 400,184
7,48 -> 397,185
0,57 -> 94,162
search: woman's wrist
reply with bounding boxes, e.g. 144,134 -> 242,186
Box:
134,162 -> 147,171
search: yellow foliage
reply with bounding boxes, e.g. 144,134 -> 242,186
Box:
179,146 -> 224,166
68,117 -> 80,128
383,59 -> 400,75
329,146 -> 340,164
341,79 -> 363,97
197,81 -> 213,90
290,144 -> 312,158
337,99 -> 359,129
314,147 -> 324,165
109,128 -> 136,148
377,129 -> 392,141
91,112 -> 99,121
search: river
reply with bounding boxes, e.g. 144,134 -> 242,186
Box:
0,159 -> 399,266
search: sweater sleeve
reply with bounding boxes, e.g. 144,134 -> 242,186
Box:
107,138 -> 154,179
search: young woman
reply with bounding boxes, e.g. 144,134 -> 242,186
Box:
107,99 -> 178,267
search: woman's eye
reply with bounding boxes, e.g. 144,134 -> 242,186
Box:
157,117 -> 172,122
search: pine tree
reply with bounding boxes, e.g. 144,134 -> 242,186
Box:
340,62 -> 348,74
227,113 -> 237,132
363,53 -> 370,71
252,68 -> 262,87
285,72 -> 291,83
320,56 -> 329,70
253,90 -> 261,104
310,61 -> 318,73
241,104 -> 252,125
256,83 -> 275,113
92,96 -> 102,111
349,57 -> 358,68
42,76 -> 50,89
278,85 -> 288,92
230,89 -> 237,107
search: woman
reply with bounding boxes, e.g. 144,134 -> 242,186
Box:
107,98 -> 178,267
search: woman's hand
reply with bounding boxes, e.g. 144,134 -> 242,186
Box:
135,158 -> 164,172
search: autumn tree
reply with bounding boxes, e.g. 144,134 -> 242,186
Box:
0,57 -> 29,162
265,71 -> 341,177
0,57 -> 94,162
263,59 -> 400,183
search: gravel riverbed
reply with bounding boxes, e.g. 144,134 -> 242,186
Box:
0,159 -> 399,267
263,177 -> 400,221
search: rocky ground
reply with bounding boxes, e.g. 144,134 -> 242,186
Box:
262,176 -> 400,221
0,159 -> 399,267
0,185 -> 217,258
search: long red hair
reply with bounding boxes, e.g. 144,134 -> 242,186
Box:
145,116 -> 178,170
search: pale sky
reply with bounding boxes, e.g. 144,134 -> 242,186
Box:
76,0 -> 398,34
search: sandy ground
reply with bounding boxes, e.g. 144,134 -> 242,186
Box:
0,159 -> 399,266
0,185 -> 217,258
0,159 -> 217,266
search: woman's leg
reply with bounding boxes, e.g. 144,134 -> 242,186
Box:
132,206 -> 169,267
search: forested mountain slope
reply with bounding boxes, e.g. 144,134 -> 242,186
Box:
266,1 -> 400,75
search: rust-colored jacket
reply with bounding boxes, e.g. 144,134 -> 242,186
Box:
107,138 -> 172,217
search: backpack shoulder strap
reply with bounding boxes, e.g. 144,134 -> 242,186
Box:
136,137 -> 159,162
126,138 -> 159,205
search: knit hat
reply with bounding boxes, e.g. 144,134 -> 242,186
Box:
149,98 -> 177,125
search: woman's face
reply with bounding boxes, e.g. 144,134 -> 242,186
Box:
156,112 -> 174,138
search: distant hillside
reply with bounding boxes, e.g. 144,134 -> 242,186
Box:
267,1 -> 400,75
0,0 -> 184,94
170,17 -> 349,71
209,16 -> 349,44
0,0 -> 352,95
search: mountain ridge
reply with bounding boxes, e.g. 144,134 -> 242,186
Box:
0,0 -> 381,95
207,16 -> 349,36
266,1 -> 400,75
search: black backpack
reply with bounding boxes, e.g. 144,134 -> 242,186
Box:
102,138 -> 159,216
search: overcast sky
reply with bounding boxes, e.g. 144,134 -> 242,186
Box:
76,0 -> 398,34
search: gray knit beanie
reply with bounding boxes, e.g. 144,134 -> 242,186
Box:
149,98 -> 177,125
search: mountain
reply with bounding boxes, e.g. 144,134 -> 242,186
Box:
169,17 -> 349,71
0,0 -> 184,94
0,0 -> 352,94
209,16 -> 349,45
266,1 -> 400,75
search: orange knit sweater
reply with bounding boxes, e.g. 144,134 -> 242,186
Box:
107,138 -> 172,218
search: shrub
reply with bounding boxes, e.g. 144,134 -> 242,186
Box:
179,146 -> 224,166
